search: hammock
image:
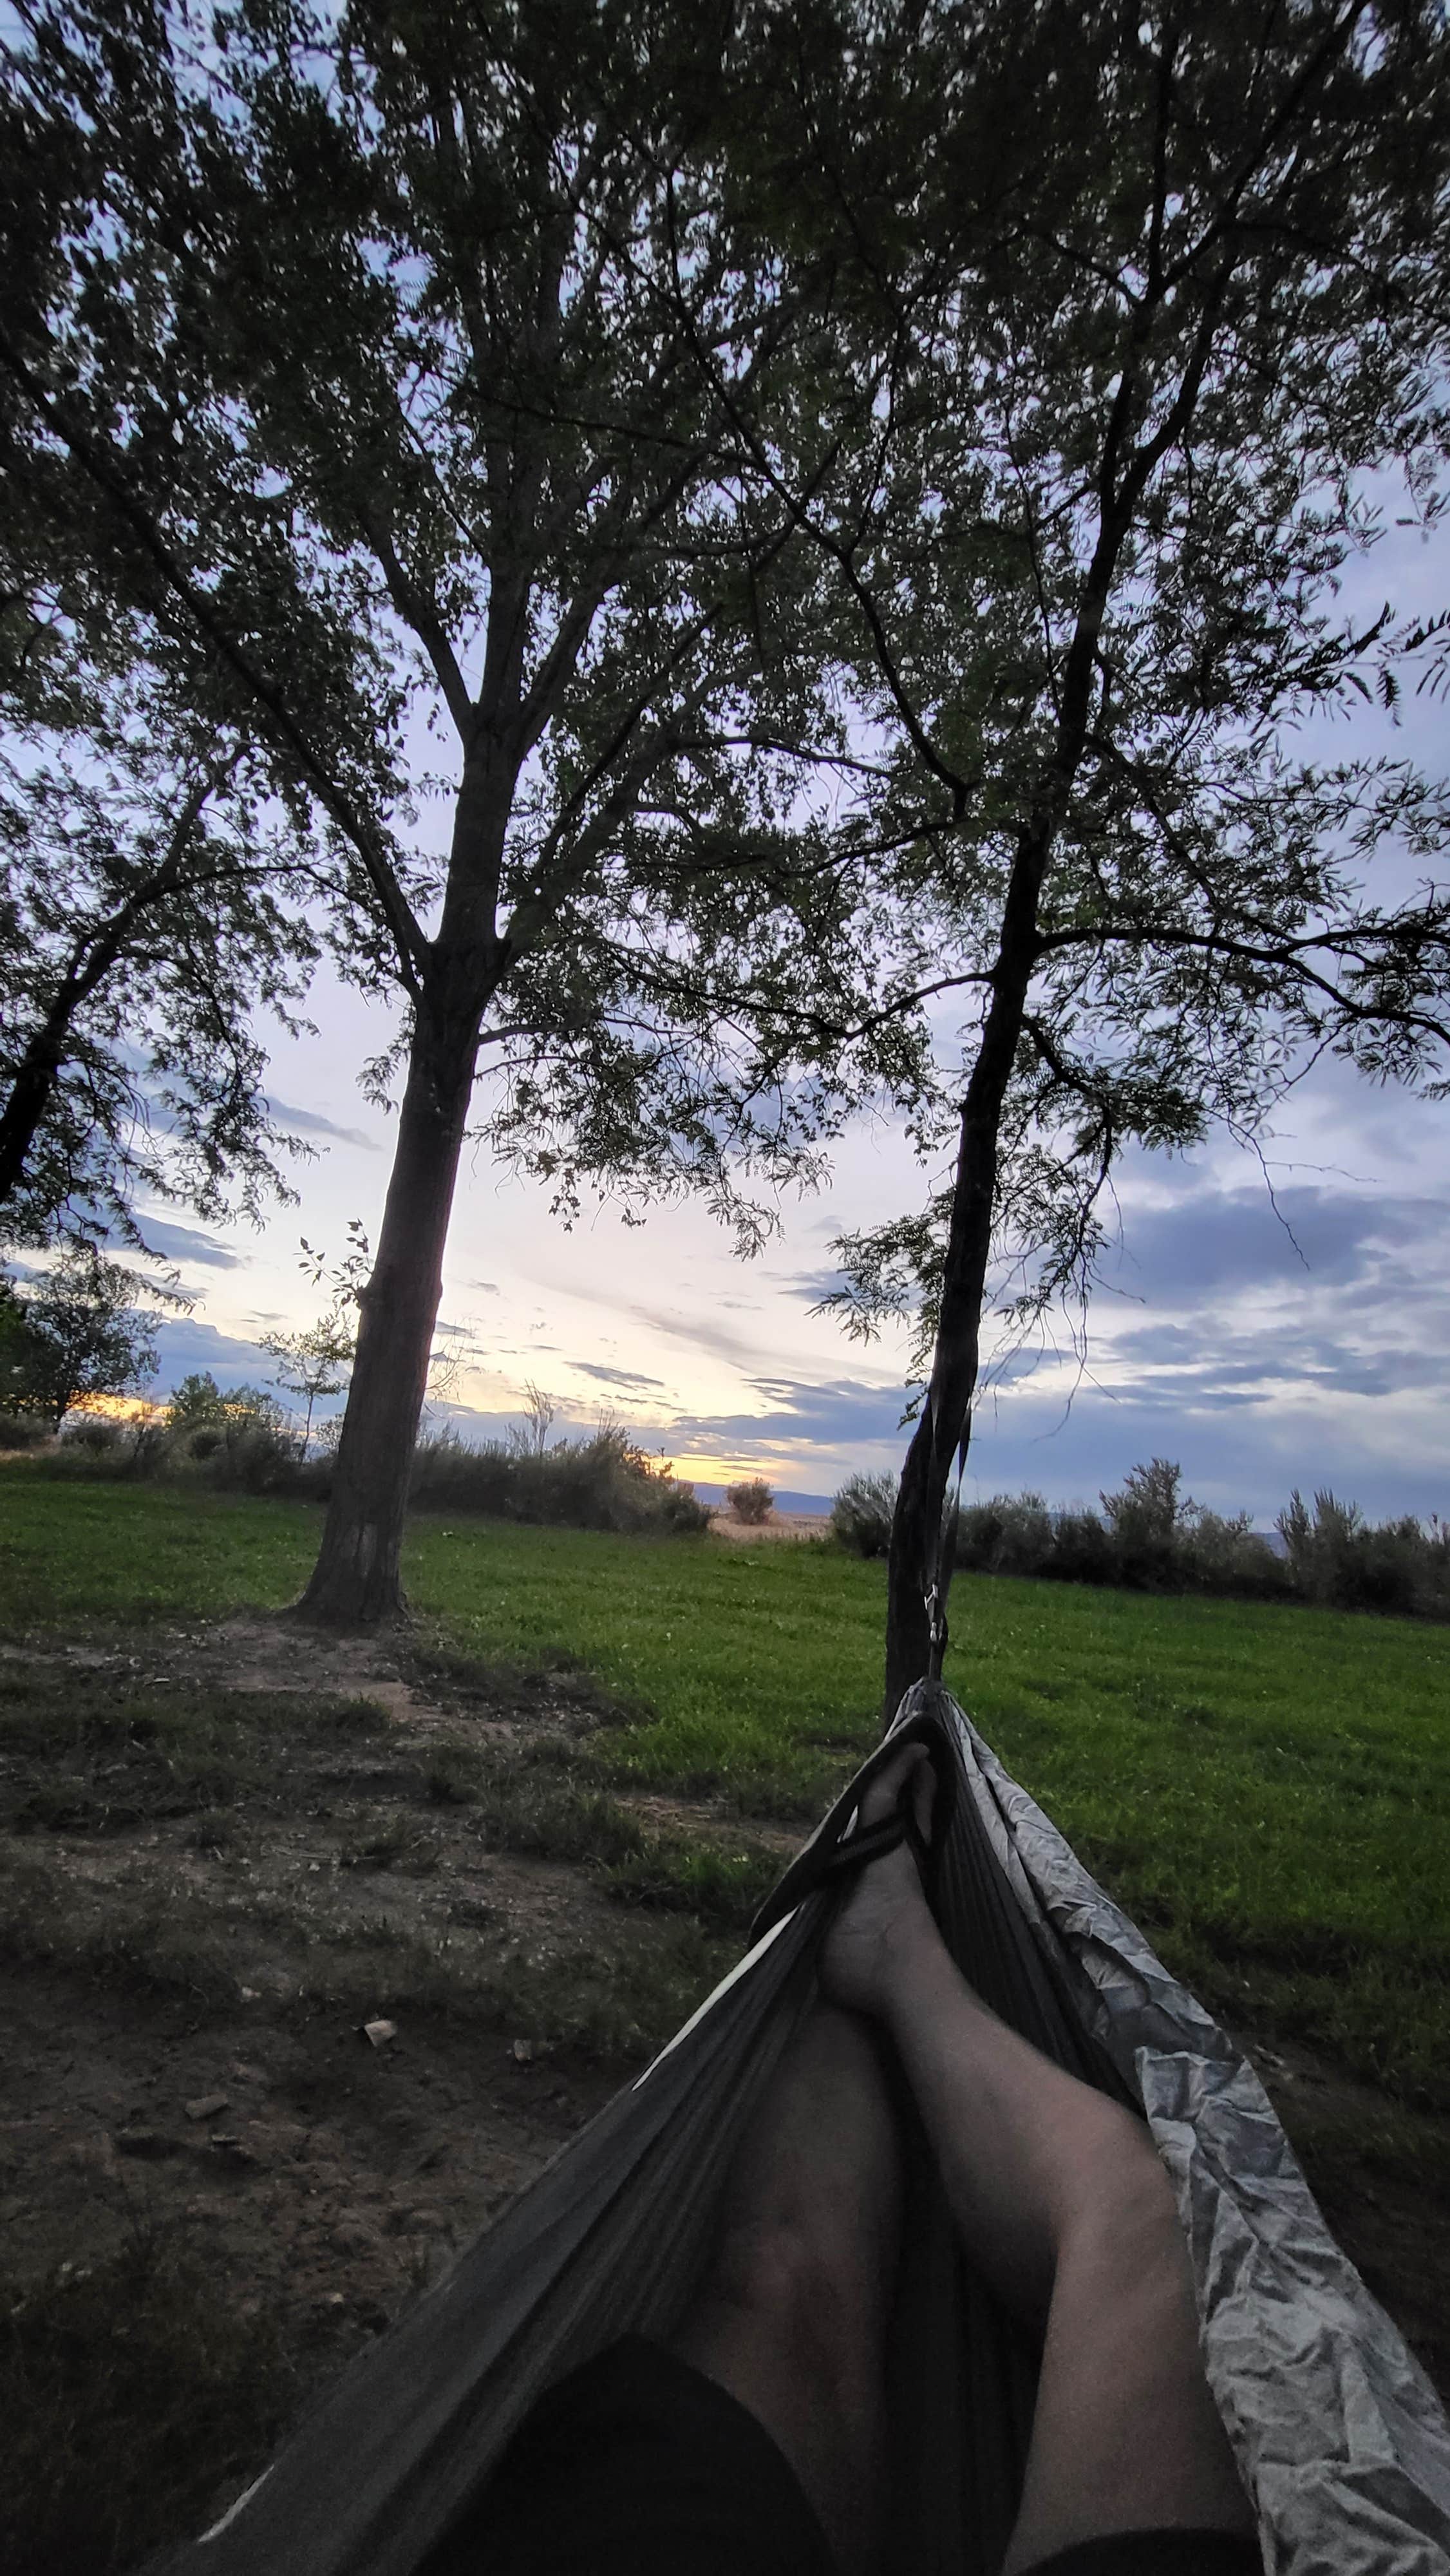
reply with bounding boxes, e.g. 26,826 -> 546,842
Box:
165,1680 -> 1450,2576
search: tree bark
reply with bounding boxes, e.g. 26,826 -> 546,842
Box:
296,1002 -> 480,1625
883,838 -> 1044,1715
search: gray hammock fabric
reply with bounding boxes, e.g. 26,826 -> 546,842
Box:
167,1680 -> 1450,2576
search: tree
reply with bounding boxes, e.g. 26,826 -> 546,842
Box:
165,1372 -> 282,1435
0,1 -> 878,1623
259,1314 -> 355,1454
0,55 -> 323,1251
0,689 -> 319,1246
710,0 -> 1450,1705
164,1371 -> 228,1431
6,1244 -> 162,1425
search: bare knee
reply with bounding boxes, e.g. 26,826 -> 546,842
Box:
674,2214 -> 887,2576
689,2211 -> 858,2376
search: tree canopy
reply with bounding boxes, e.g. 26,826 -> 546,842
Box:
4,0 -> 1449,1681
4,1244 -> 162,1426
0,0 -> 899,1618
687,0 -> 1450,1696
0,35 -> 323,1253
0,659 -> 320,1246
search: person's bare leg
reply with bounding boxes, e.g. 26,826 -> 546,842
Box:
670,2003 -> 902,2576
820,1748 -> 1256,2573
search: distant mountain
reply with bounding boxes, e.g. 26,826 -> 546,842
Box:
688,1481 -> 833,1515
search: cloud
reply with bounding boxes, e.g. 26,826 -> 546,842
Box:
565,1182 -> 1450,1506
267,1096 -> 379,1151
1100,1181 -> 1449,1305
531,1271 -> 776,1375
669,1374 -> 910,1457
1057,1179 -> 1450,1441
1100,1316 -> 1450,1405
574,1362 -> 667,1392
418,1399 -> 525,1444
620,1302 -> 773,1374
782,1265 -> 854,1303
131,1217 -> 247,1271
468,1279 -> 502,1296
954,1362 -> 1450,1524
148,1316 -> 278,1387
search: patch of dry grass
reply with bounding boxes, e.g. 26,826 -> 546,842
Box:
2,2227 -> 298,2576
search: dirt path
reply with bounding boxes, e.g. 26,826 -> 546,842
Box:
5,1614 -> 518,1732
707,1509 -> 833,1543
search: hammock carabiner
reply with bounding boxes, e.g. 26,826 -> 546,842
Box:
925,1580 -> 948,1678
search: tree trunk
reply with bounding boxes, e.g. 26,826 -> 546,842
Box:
882,465 -> 1142,1712
296,1004 -> 478,1625
883,846 -> 1044,1716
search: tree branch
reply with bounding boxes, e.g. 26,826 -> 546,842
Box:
0,330 -> 430,998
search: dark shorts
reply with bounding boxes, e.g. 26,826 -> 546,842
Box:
423,2336 -> 1262,2576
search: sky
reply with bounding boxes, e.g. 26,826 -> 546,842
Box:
127,519 -> 1450,1525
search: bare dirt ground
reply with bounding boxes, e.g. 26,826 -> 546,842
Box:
0,1618 -> 777,2567
706,1509 -> 834,1544
0,1944 -> 616,2416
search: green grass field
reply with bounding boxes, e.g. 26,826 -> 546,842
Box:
2,1466 -> 1447,2105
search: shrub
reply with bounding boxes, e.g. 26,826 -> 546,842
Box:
956,1491 -> 1055,1578
124,1385 -> 311,1496
23,1402 -> 707,1531
46,1412 -> 189,1482
831,1472 -> 898,1557
1091,1461 -> 1279,1598
1178,1507 -> 1284,1602
936,1461 -> 1281,1600
1277,1490 -> 1447,1617
937,1463 -> 1440,1616
410,1430 -> 513,1517
1098,1457 -> 1188,1588
408,1424 -> 709,1536
0,1410 -> 52,1451
725,1478 -> 774,1525
1047,1506 -> 1116,1587
59,1414 -> 127,1455
209,1419 -> 306,1495
42,1382 -> 300,1492
174,1423 -> 226,1462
